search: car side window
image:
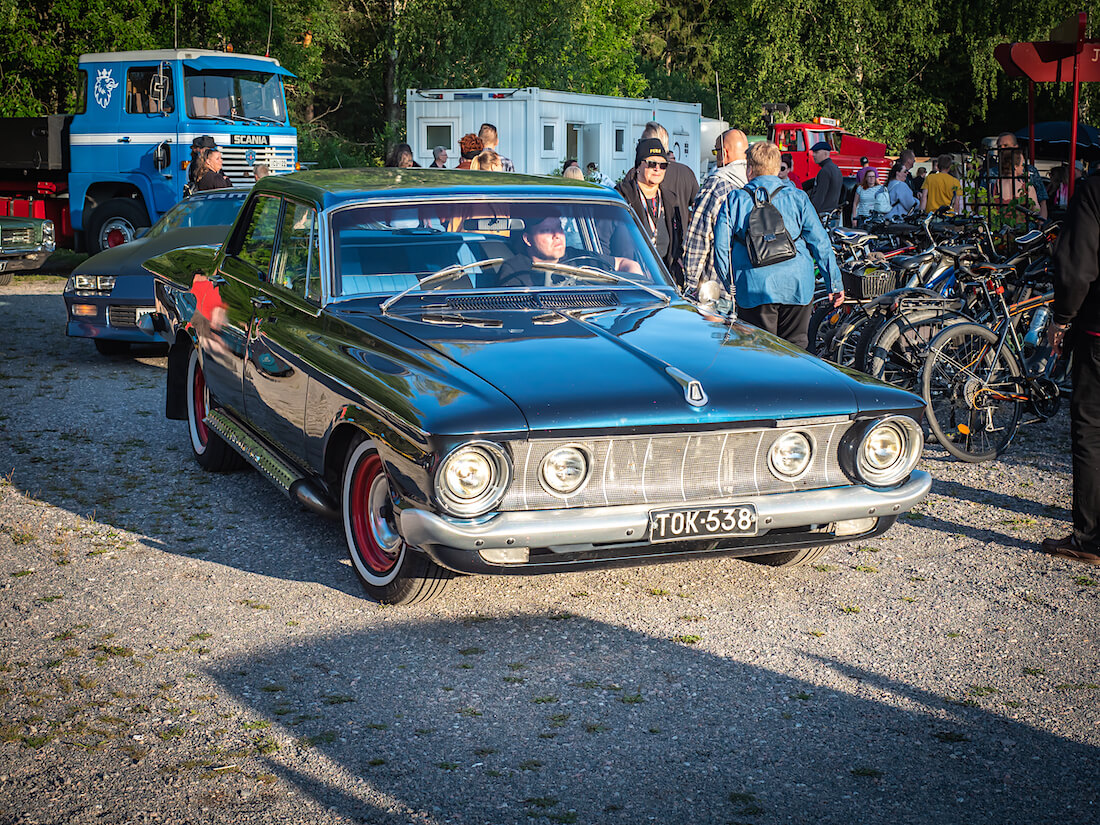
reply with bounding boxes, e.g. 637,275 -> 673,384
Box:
272,201 -> 320,302
236,195 -> 282,280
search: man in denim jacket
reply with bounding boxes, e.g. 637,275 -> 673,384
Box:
713,141 -> 844,350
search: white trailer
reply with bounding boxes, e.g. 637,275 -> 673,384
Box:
406,88 -> 705,183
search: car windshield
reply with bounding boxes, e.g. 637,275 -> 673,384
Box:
183,68 -> 286,123
146,192 -> 247,239
329,199 -> 671,299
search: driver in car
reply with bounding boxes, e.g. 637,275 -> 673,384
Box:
497,215 -> 643,285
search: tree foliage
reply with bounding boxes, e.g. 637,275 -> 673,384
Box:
0,0 -> 1097,158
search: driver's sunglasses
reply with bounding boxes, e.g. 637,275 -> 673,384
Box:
780,165 -> 789,172
645,160 -> 669,170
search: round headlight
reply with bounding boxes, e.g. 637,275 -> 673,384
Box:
855,417 -> 922,486
768,431 -> 813,480
539,446 -> 589,495
435,442 -> 511,517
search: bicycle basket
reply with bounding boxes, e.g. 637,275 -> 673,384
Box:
842,266 -> 897,300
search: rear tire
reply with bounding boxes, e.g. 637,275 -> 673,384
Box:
342,439 -> 451,605
0,271 -> 12,287
94,339 -> 130,356
748,545 -> 830,567
186,347 -> 245,471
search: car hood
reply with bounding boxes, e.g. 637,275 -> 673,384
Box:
74,226 -> 230,278
370,297 -> 922,433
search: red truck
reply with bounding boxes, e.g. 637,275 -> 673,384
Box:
769,117 -> 891,185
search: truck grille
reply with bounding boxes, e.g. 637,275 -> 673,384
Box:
1,228 -> 34,250
501,421 -> 852,511
219,145 -> 297,184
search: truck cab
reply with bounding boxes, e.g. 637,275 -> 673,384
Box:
5,49 -> 297,253
769,118 -> 890,187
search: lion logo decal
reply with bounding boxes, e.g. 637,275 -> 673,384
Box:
94,68 -> 118,109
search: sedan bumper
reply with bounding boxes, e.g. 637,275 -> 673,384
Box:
400,470 -> 932,574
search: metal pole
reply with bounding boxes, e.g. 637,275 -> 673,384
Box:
1070,47 -> 1081,199
1027,80 -> 1035,166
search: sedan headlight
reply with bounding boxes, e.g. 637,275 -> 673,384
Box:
69,274 -> 115,294
850,416 -> 922,486
435,441 -> 511,517
768,431 -> 813,480
539,446 -> 590,496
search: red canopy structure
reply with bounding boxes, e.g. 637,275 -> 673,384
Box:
994,12 -> 1094,198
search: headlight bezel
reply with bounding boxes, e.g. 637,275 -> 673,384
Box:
538,444 -> 592,497
767,430 -> 814,481
844,415 -> 923,487
434,441 -> 512,518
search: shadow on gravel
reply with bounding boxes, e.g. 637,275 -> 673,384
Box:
210,616 -> 1099,825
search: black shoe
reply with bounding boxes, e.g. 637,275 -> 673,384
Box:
1041,534 -> 1100,565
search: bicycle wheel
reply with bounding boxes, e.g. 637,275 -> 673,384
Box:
831,306 -> 877,368
920,323 -> 1024,462
863,308 -> 969,390
807,301 -> 849,357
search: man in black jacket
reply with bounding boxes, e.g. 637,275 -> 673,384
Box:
808,141 -> 842,218
1043,174 -> 1100,564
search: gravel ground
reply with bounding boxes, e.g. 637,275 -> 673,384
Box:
0,278 -> 1097,825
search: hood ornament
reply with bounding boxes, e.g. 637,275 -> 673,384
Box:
666,367 -> 708,408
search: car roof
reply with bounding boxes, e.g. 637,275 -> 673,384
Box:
249,168 -> 624,210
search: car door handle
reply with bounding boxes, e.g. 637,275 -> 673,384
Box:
251,296 -> 274,309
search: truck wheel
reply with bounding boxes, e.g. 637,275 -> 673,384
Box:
88,199 -> 149,253
0,271 -> 12,287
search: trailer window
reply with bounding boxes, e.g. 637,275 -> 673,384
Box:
425,125 -> 451,152
184,68 -> 285,124
127,66 -> 175,115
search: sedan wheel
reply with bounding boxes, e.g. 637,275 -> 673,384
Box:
342,439 -> 450,605
185,347 -> 244,471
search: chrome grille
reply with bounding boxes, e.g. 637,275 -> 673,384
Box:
538,291 -> 618,309
439,292 -> 619,312
1,228 -> 34,249
219,145 -> 296,184
500,422 -> 851,511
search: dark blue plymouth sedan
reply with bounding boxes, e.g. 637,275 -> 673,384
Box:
144,170 -> 930,604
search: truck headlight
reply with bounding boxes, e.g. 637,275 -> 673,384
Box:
435,441 -> 511,517
539,446 -> 589,495
42,220 -> 55,252
768,431 -> 812,480
848,416 -> 922,487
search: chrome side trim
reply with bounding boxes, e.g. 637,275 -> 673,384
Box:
205,409 -> 300,494
400,470 -> 931,552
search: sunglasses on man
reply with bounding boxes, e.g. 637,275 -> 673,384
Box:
645,160 -> 669,170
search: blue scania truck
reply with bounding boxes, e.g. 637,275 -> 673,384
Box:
0,49 -> 298,253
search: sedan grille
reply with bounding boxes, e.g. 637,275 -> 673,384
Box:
441,292 -> 619,312
1,227 -> 34,250
107,306 -> 150,328
501,422 -> 852,511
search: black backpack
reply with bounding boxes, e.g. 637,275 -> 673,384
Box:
743,186 -> 797,267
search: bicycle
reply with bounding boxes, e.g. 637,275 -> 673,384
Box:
918,262 -> 1064,462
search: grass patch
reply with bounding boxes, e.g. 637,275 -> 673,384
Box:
1073,576 -> 1097,587
850,767 -> 883,778
933,731 -> 969,743
459,647 -> 484,655
673,634 -> 702,644
323,694 -> 356,705
619,692 -> 644,704
839,604 -> 861,614
532,696 -> 558,704
10,570 -> 33,578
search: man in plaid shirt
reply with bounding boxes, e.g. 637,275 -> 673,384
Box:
682,129 -> 748,300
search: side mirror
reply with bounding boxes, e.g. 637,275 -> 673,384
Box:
154,141 -> 171,171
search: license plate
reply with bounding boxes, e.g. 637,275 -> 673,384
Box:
270,157 -> 290,170
649,505 -> 758,543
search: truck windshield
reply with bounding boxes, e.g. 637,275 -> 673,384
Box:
183,68 -> 285,124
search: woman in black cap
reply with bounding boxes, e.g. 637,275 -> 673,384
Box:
616,138 -> 685,286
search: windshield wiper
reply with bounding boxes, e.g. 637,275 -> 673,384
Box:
379,258 -> 504,315
249,116 -> 282,125
531,261 -> 671,305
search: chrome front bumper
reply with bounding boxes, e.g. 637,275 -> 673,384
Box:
399,471 -> 931,557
